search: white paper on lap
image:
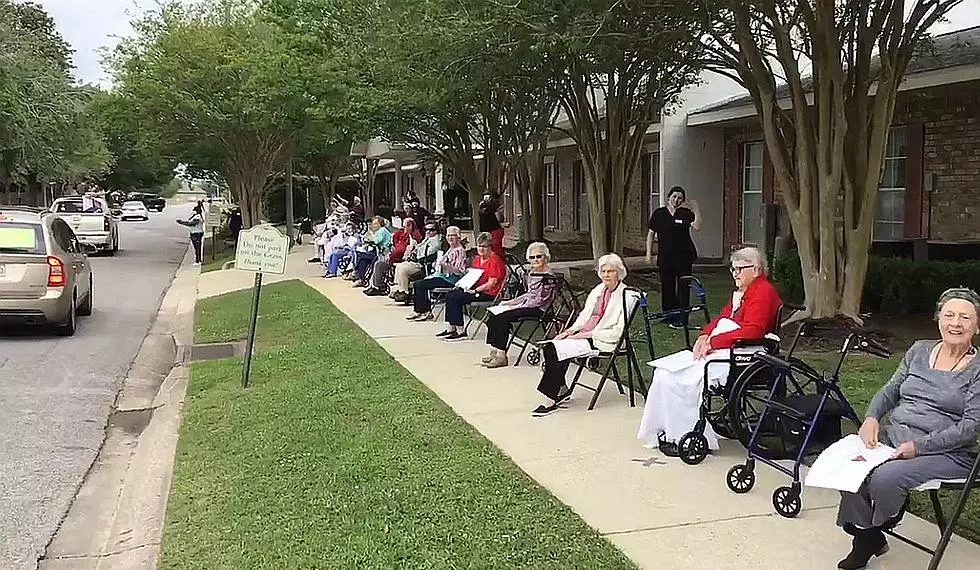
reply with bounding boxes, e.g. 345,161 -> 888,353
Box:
487,304 -> 516,315
539,338 -> 594,361
648,350 -> 698,372
804,434 -> 896,493
454,268 -> 484,290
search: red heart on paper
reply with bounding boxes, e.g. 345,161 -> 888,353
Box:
852,455 -> 867,462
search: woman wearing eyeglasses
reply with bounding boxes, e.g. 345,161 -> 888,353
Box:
636,246 -> 783,457
481,242 -> 558,368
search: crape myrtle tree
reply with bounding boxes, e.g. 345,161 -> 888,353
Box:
516,0 -> 706,256
701,0 -> 964,322
109,0 -> 337,227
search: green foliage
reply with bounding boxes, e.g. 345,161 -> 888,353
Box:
0,0 -> 110,188
773,248 -> 980,316
88,89 -> 174,191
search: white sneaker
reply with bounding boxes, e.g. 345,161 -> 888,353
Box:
193,261 -> 202,266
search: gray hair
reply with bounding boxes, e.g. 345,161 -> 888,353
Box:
730,246 -> 768,275
596,253 -> 627,281
526,242 -> 551,263
445,225 -> 461,237
935,287 -> 980,320
476,232 -> 494,247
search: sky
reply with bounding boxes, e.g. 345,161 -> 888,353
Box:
33,0 -> 980,88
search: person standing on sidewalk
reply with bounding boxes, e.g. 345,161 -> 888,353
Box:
177,202 -> 206,265
478,191 -> 506,259
645,186 -> 701,329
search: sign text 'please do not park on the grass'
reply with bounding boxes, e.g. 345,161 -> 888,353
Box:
235,224 -> 289,275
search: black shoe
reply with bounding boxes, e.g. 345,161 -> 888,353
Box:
532,403 -> 559,416
838,529 -> 888,570
363,287 -> 384,297
443,331 -> 466,341
436,330 -> 452,337
659,442 -> 680,457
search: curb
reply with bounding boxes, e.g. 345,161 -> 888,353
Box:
38,245 -> 200,570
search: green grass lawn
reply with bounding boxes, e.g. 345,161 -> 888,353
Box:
159,280 -> 637,570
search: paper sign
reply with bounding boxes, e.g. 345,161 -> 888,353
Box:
804,434 -> 896,493
0,227 -> 38,249
235,224 -> 290,274
454,268 -> 484,290
206,204 -> 222,229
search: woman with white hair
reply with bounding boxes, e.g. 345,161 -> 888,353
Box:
532,253 -> 636,416
637,246 -> 783,456
481,242 -> 559,368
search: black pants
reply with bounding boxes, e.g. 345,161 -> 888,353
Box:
658,257 -> 694,323
536,339 -> 594,401
190,233 -> 203,263
445,289 -> 493,326
486,307 -> 543,350
413,276 -> 453,314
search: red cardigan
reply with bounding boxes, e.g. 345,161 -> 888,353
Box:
701,275 -> 783,350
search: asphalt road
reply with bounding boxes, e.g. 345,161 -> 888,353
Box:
0,203 -> 193,570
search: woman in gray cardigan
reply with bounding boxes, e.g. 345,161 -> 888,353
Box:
836,287 -> 980,570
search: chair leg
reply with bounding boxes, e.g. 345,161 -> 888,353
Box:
930,489 -> 948,532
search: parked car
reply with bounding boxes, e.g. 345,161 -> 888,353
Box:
50,196 -> 119,255
129,192 -> 166,212
0,206 -> 95,335
120,200 -> 149,221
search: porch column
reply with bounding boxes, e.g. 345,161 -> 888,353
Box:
394,161 -> 403,209
434,164 -> 445,214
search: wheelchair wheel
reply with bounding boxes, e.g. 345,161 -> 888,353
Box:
726,361 -> 794,447
772,485 -> 802,518
678,431 -> 709,465
526,349 -> 541,366
726,464 -> 755,494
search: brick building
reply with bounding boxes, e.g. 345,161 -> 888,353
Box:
687,25 -> 980,260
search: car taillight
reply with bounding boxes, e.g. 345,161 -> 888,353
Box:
104,217 -> 111,231
47,256 -> 66,288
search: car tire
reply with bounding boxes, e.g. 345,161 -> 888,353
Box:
110,233 -> 119,255
77,276 -> 93,317
57,292 -> 77,336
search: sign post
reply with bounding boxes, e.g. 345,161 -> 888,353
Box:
206,204 -> 222,262
235,224 -> 290,388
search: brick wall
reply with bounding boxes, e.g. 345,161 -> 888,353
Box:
895,80 -> 980,241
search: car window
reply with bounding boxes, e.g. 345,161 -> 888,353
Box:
51,219 -> 76,252
0,222 -> 46,255
53,201 -> 84,213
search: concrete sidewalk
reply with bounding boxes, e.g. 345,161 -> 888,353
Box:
197,245 -> 980,569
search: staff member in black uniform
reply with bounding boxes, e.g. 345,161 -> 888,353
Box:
645,186 -> 701,328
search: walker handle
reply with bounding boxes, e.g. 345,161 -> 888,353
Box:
855,336 -> 891,359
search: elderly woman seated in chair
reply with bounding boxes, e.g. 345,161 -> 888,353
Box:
437,232 -> 507,341
832,287 -> 980,570
406,226 -> 467,322
350,216 -> 393,287
532,253 -> 634,417
390,222 -> 444,303
636,246 -> 782,457
363,217 -> 422,297
481,241 -> 558,368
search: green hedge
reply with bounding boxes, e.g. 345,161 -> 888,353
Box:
772,248 -> 980,316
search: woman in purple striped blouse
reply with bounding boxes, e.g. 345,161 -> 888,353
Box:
406,226 -> 468,321
481,242 -> 558,368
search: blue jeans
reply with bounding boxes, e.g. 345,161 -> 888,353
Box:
353,251 -> 378,281
326,250 -> 350,275
412,276 -> 453,314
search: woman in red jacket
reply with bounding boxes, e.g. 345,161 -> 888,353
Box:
637,246 -> 783,457
363,218 -> 422,296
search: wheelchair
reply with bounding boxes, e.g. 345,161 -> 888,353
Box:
522,281 -> 587,367
723,326 -> 891,518
673,302 -> 807,465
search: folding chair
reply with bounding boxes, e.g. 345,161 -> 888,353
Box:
464,266 -> 512,339
881,445 -> 980,569
566,287 -> 645,411
504,273 -> 568,365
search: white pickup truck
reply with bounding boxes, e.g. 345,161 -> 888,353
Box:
50,196 -> 119,255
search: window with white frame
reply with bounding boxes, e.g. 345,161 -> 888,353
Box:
740,142 -> 765,246
573,159 -> 588,231
874,127 -> 907,241
645,152 -> 660,224
544,160 -> 558,230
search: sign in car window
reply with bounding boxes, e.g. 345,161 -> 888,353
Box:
0,225 -> 41,253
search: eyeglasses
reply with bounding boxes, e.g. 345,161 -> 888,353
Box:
528,254 -> 543,260
730,265 -> 755,275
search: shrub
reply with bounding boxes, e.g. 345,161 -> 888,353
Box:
771,248 -> 980,316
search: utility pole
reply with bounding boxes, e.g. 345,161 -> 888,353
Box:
285,156 -> 295,241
